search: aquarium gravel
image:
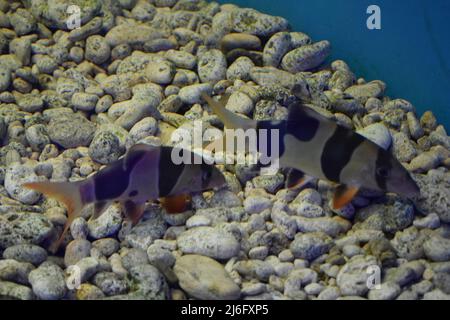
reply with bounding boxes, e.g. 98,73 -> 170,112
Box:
0,0 -> 449,300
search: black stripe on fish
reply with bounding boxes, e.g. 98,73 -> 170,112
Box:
321,126 -> 365,182
256,120 -> 286,168
201,163 -> 213,189
94,149 -> 147,200
375,148 -> 392,190
286,104 -> 320,142
158,146 -> 185,197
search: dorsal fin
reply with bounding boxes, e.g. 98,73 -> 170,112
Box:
201,93 -> 256,131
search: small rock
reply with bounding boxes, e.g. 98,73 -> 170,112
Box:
76,283 -> 105,300
92,272 -> 128,296
92,238 -> 120,257
263,32 -> 292,67
344,81 -> 385,104
368,282 -> 401,300
128,264 -> 167,299
177,227 -> 240,260
28,263 -> 66,300
145,60 -> 176,85
232,8 -> 289,37
174,254 -> 240,300
87,203 -> 123,239
198,49 -> 227,84
424,235 -> 450,262
121,248 -> 149,271
89,131 -> 123,165
290,232 -> 333,261
178,83 -> 212,104
47,109 -> 96,148
391,132 -> 417,163
413,213 -> 440,229
221,33 -> 261,52
281,41 -> 331,73
227,56 -> 255,81
5,163 -> 41,204
336,255 -> 379,296
0,281 -> 35,300
2,244 -> 47,266
64,239 -> 92,267
0,259 -> 34,284
71,93 -> 99,112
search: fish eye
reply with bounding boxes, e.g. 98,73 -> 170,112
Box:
376,167 -> 390,178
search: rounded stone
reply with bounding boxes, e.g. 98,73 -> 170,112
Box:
281,40 -> 331,73
174,254 -> 241,300
2,244 -> 47,266
177,227 -> 240,260
28,263 -> 66,300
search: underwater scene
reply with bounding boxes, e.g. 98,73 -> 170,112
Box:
0,0 -> 449,302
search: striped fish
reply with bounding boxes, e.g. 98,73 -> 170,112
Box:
201,93 -> 420,209
23,144 -> 226,252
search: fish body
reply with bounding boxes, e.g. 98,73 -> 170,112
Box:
24,144 -> 226,252
202,93 -> 420,207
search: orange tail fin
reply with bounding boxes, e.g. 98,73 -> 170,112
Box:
23,181 -> 84,253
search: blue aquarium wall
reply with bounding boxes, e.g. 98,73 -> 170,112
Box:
218,0 -> 450,130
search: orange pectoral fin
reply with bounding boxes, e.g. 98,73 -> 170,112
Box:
285,169 -> 312,189
160,194 -> 191,214
122,200 -> 146,225
332,185 -> 360,210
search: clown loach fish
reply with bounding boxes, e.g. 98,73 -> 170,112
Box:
23,144 -> 226,252
201,93 -> 420,209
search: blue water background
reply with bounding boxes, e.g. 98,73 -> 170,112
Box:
217,0 -> 450,130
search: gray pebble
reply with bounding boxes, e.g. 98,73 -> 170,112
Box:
290,232 -> 333,261
391,131 -> 417,163
0,259 -> 34,284
424,235 -> 450,262
177,226 -> 240,260
89,131 -> 123,165
92,272 -> 128,296
198,49 -> 227,84
5,163 -> 41,205
71,92 -> 99,112
87,203 -> 123,239
281,41 -> 331,73
232,8 -> 289,37
227,56 -> 255,81
121,248 -> 149,271
64,239 -> 92,267
174,254 -> 240,300
3,244 -> 47,266
25,124 -> 50,151
336,255 -> 379,296
0,280 -> 35,300
8,8 -> 36,36
263,32 -> 292,67
70,217 -> 89,240
145,60 -> 176,85
128,264 -> 167,299
92,238 -> 120,257
178,83 -> 212,104
165,49 -> 197,70
17,94 -> 44,113
28,263 -> 66,300
47,109 -> 96,148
